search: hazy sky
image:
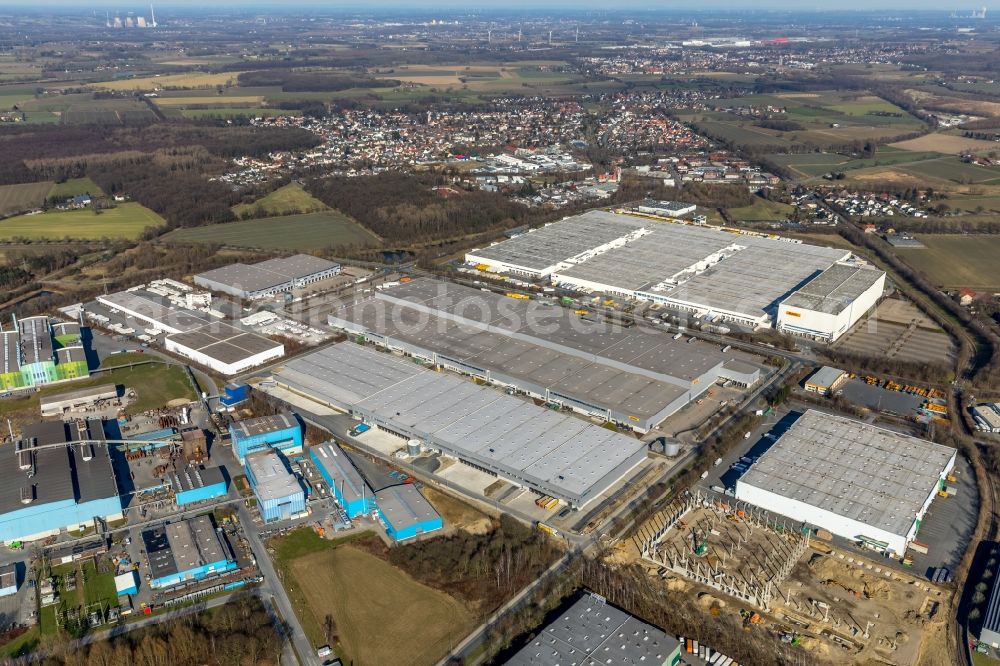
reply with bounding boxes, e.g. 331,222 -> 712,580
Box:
0,0 -> 976,10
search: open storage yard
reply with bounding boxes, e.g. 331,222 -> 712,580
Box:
895,235 -> 1000,290
162,211 -> 380,251
834,297 -> 956,365
0,203 -> 165,240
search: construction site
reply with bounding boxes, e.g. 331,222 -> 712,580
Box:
627,490 -> 953,665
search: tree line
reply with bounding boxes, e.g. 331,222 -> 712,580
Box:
306,172 -> 532,246
33,595 -> 284,666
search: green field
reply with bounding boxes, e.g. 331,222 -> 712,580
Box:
0,181 -> 52,217
0,202 -> 164,240
896,157 -> 1000,185
686,91 -> 925,151
39,561 -> 119,637
896,234 -> 1000,290
162,211 -> 380,251
768,148 -> 945,179
726,197 -> 797,221
232,183 -> 329,218
0,356 -> 196,417
48,177 -> 104,199
271,529 -> 473,665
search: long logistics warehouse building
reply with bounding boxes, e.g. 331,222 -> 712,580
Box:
327,279 -> 762,432
465,210 -> 884,340
273,342 -> 649,508
735,410 -> 956,555
194,254 -> 341,300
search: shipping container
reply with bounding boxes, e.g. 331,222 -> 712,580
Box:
908,540 -> 929,555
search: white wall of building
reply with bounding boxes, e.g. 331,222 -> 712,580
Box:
164,339 -> 284,375
777,273 -> 885,342
735,482 -> 912,554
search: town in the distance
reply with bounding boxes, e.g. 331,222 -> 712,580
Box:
0,2 -> 998,666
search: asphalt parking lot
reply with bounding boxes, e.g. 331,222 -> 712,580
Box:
838,379 -> 925,417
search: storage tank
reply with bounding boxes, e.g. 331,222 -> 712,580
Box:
407,439 -> 422,456
664,440 -> 681,457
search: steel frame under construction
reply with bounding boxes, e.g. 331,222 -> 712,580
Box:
638,489 -> 810,611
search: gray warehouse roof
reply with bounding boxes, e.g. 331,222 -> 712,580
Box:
143,515 -> 231,581
167,323 -> 282,365
328,279 -> 765,428
780,263 -> 885,315
246,450 -> 302,502
471,212 -> 851,321
504,593 -> 680,666
231,412 -> 298,439
97,291 -> 210,332
169,465 -> 226,493
469,211 -> 646,273
311,442 -> 372,505
737,410 -> 956,537
375,484 -> 440,532
0,420 -> 119,515
806,366 -> 846,389
273,343 -> 648,505
195,254 -> 340,295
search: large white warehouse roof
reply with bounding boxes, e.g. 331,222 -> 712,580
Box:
273,342 -> 648,506
737,410 -> 955,540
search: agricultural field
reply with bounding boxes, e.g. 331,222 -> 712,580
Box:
89,71 -> 243,91
726,197 -> 797,221
686,91 -> 925,151
0,181 -> 53,217
890,132 -> 1000,154
162,211 -> 380,251
768,147 -> 944,180
48,177 -> 104,199
370,62 -> 575,91
288,540 -> 473,665
0,203 -> 165,240
179,107 -> 297,119
842,156 -> 1000,190
0,84 -> 40,110
895,234 -> 1000,290
232,183 -> 328,217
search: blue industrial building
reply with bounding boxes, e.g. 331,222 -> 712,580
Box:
245,450 -> 306,523
375,485 -> 443,542
0,420 -> 122,543
220,383 -> 250,408
143,515 -> 236,589
169,466 -> 227,506
230,412 -> 302,463
309,442 -> 374,518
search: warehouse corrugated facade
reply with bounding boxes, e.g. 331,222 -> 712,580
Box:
170,466 -> 227,506
244,450 -> 305,523
230,412 -> 303,463
375,484 -> 443,542
143,515 -> 236,589
0,420 -> 122,543
309,442 -> 374,518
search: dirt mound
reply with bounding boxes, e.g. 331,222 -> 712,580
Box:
809,554 -> 892,602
